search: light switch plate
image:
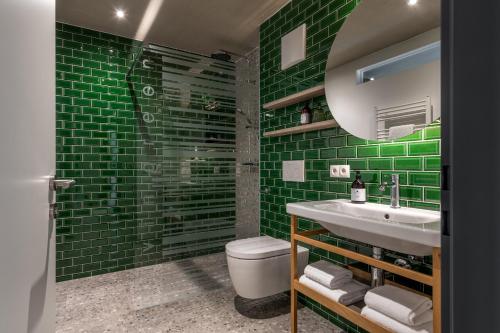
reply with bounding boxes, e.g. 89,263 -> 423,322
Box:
281,24 -> 306,70
283,160 -> 305,182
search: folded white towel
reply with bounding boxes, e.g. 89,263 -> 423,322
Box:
361,306 -> 433,333
364,285 -> 433,326
304,260 -> 353,289
299,275 -> 369,306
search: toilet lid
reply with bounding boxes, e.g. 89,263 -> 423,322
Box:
225,236 -> 307,260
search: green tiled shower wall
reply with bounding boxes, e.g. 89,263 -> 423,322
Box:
56,23 -> 236,281
260,0 -> 440,331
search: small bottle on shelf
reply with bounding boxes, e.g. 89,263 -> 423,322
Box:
299,103 -> 312,125
351,171 -> 366,204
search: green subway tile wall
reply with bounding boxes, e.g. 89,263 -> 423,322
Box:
56,23 -> 236,281
56,23 -> 142,281
259,0 -> 440,331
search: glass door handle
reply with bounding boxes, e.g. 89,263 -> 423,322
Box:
49,178 -> 76,191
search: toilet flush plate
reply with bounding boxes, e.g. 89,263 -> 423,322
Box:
281,24 -> 306,70
283,160 -> 305,182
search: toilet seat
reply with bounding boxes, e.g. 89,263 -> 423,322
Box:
226,236 -> 307,260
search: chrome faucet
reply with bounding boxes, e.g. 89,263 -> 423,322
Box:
379,174 -> 400,208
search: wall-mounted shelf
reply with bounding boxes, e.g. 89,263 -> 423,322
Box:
263,84 -> 325,110
263,119 -> 337,138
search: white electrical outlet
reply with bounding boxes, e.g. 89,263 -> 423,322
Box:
330,165 -> 340,177
339,165 -> 350,178
330,165 -> 350,178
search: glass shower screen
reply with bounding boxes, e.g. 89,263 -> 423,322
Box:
127,45 -> 236,264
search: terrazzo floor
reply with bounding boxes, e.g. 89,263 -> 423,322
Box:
56,253 -> 343,332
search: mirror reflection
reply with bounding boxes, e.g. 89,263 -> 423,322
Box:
325,0 -> 441,141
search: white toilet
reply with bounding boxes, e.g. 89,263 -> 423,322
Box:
225,236 -> 309,299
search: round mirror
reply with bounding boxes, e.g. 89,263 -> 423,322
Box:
325,0 -> 441,141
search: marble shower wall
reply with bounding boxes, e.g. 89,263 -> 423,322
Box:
235,48 -> 260,239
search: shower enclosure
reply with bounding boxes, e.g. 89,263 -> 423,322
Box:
126,45 -> 237,265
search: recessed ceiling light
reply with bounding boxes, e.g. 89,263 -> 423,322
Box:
115,9 -> 125,19
407,0 -> 418,6
370,77 -> 375,81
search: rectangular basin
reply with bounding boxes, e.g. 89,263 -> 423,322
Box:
287,199 -> 440,256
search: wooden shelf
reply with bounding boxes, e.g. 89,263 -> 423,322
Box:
294,279 -> 392,333
263,84 -> 325,110
263,119 -> 337,138
347,265 -> 431,298
294,229 -> 433,285
290,216 -> 442,333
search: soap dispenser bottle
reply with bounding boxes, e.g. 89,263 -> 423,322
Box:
351,171 -> 366,203
299,103 -> 312,125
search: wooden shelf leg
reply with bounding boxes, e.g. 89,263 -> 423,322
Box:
291,215 -> 298,333
433,247 -> 441,333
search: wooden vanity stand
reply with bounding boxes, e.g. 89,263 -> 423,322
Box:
290,215 -> 441,333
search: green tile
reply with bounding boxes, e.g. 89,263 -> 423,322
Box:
305,149 -> 320,159
424,156 -> 441,171
357,145 -> 379,157
409,141 -> 440,156
399,186 -> 423,200
409,172 -> 441,186
91,69 -> 108,78
380,143 -> 406,157
291,150 -> 304,160
368,158 -> 393,170
312,138 -> 328,148
305,191 -> 320,201
298,140 -> 311,150
338,0 -> 356,17
338,147 -> 356,158
311,181 -> 328,191
320,148 -> 337,159
425,188 -> 441,202
424,126 -> 441,140
330,136 -> 346,147
408,201 -> 440,211
347,159 -> 367,170
394,157 -> 423,170
285,142 -> 297,151
346,135 -> 366,146
329,182 -> 347,193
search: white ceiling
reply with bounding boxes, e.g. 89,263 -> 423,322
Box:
56,0 -> 290,57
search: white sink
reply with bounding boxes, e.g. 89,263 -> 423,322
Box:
286,199 -> 440,256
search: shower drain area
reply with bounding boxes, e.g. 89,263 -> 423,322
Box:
56,253 -> 342,333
